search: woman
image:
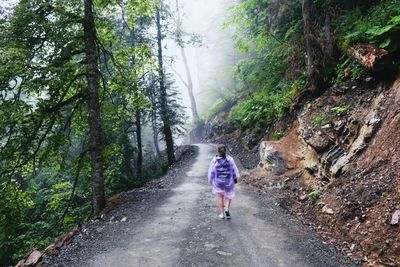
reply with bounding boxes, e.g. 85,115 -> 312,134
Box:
208,144 -> 240,219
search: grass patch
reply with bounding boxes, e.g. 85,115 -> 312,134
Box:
331,104 -> 350,115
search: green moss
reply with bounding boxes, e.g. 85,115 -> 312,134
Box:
310,113 -> 330,126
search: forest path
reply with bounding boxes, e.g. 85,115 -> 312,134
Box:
46,144 -> 355,267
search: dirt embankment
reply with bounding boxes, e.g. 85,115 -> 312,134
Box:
204,76 -> 400,266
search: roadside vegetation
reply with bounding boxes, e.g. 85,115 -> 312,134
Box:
205,0 -> 400,137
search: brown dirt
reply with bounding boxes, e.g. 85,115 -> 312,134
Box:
240,77 -> 400,266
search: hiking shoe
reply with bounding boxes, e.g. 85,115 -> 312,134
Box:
219,213 -> 225,219
225,210 -> 231,219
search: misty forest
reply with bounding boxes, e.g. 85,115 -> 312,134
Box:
1,0 -> 400,266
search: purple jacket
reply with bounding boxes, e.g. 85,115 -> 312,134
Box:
208,155 -> 240,190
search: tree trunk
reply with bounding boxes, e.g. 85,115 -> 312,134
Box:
121,130 -> 135,179
180,46 -> 199,120
135,109 -> 143,178
83,0 -> 105,217
324,11 -> 334,58
156,6 -> 175,165
302,0 -> 324,95
151,110 -> 161,158
175,0 -> 199,120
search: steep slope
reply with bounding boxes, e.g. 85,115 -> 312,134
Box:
203,75 -> 400,266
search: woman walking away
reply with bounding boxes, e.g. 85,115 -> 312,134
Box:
208,144 -> 240,219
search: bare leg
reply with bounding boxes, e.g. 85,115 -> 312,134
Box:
225,197 -> 231,211
217,193 -> 225,214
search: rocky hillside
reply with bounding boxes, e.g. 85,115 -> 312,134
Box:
201,74 -> 400,266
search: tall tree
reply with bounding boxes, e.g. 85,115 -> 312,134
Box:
156,5 -> 175,165
147,77 -> 162,158
135,109 -> 143,178
302,0 -> 325,95
83,0 -> 105,216
173,0 -> 199,120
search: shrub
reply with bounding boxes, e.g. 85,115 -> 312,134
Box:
228,79 -> 303,134
334,56 -> 366,85
335,0 -> 400,52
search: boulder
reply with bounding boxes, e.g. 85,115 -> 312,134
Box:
258,142 -> 286,175
303,130 -> 332,152
245,133 -> 259,149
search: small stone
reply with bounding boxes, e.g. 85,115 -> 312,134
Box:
350,244 -> 355,251
390,210 -> 400,225
120,217 -> 127,222
217,251 -> 232,256
322,205 -> 334,215
204,243 -> 217,249
299,194 -> 308,201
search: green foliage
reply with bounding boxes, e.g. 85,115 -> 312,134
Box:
203,98 -> 236,121
228,79 -> 300,134
334,57 -> 366,85
0,181 -> 34,263
335,0 -> 400,52
308,190 -> 321,203
0,0 -> 184,264
331,104 -> 350,115
271,132 -> 284,141
223,0 -> 307,134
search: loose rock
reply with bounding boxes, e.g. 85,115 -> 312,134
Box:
322,205 -> 335,215
390,210 -> 400,225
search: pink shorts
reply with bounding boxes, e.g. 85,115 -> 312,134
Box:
212,185 -> 235,199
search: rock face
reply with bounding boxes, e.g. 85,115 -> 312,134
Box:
258,142 -> 286,175
301,128 -> 332,153
295,87 -> 385,182
260,78 -> 400,266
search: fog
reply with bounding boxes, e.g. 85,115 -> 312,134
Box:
1,0 -> 237,119
164,0 -> 237,118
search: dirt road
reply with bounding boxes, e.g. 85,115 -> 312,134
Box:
45,144 -> 355,267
